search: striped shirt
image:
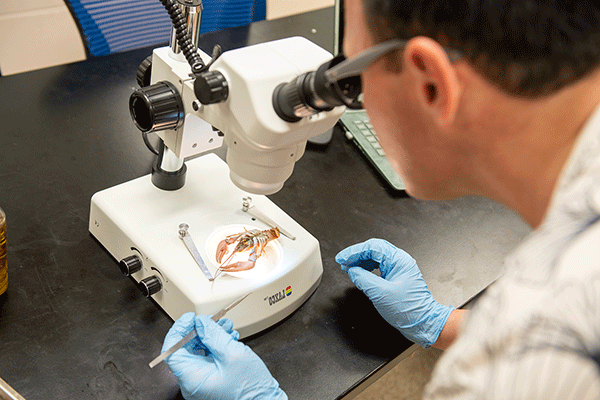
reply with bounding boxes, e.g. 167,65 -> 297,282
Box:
425,104 -> 600,399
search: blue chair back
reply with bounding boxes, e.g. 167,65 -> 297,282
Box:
65,0 -> 267,57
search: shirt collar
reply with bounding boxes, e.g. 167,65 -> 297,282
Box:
547,102 -> 600,218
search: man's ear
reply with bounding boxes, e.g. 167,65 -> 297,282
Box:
402,37 -> 461,127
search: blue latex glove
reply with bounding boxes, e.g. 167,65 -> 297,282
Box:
336,239 -> 454,348
162,313 -> 288,400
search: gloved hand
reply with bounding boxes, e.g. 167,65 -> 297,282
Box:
163,313 -> 288,400
336,239 -> 454,348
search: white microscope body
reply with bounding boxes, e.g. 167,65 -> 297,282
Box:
89,37 -> 344,338
153,37 -> 343,194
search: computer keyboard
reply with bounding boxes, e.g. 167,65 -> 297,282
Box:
339,110 -> 406,191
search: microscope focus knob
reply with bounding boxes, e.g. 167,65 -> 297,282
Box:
119,255 -> 143,276
138,276 -> 162,297
136,55 -> 153,88
194,71 -> 229,105
129,81 -> 184,133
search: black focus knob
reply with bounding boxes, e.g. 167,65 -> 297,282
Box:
136,55 -> 153,88
194,71 -> 229,105
119,255 -> 143,276
129,81 -> 184,133
138,276 -> 162,297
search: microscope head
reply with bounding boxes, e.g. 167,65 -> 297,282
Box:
130,37 -> 349,195
207,37 -> 347,194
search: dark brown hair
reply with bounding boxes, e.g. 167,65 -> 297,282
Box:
362,0 -> 600,97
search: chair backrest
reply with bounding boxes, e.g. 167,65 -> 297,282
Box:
65,0 -> 267,57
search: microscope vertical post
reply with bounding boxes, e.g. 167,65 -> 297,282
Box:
170,0 -> 203,55
153,0 -> 204,190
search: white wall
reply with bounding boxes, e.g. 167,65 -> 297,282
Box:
0,0 -> 86,76
0,0 -> 333,76
267,0 -> 333,19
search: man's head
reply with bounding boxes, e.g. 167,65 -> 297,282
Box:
343,0 -> 600,214
360,0 -> 600,98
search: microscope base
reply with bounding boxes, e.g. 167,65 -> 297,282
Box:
89,153 -> 322,338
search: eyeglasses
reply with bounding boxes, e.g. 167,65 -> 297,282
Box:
324,39 -> 462,84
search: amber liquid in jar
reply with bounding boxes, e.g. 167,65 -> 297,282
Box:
0,209 -> 6,295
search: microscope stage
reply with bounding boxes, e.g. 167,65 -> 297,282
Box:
89,153 -> 322,338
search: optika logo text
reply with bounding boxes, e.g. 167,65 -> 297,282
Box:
265,286 -> 292,306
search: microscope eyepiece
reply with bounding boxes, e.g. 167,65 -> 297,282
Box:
272,55 -> 362,122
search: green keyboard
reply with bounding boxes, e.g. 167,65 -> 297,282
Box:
339,110 -> 405,191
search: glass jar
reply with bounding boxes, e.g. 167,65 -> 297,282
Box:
0,207 -> 6,296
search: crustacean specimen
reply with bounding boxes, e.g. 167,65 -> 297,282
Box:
216,227 -> 280,274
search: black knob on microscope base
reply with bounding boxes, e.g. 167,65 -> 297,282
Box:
138,276 -> 162,297
119,255 -> 143,276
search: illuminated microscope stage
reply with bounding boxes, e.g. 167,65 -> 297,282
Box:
89,153 -> 322,338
